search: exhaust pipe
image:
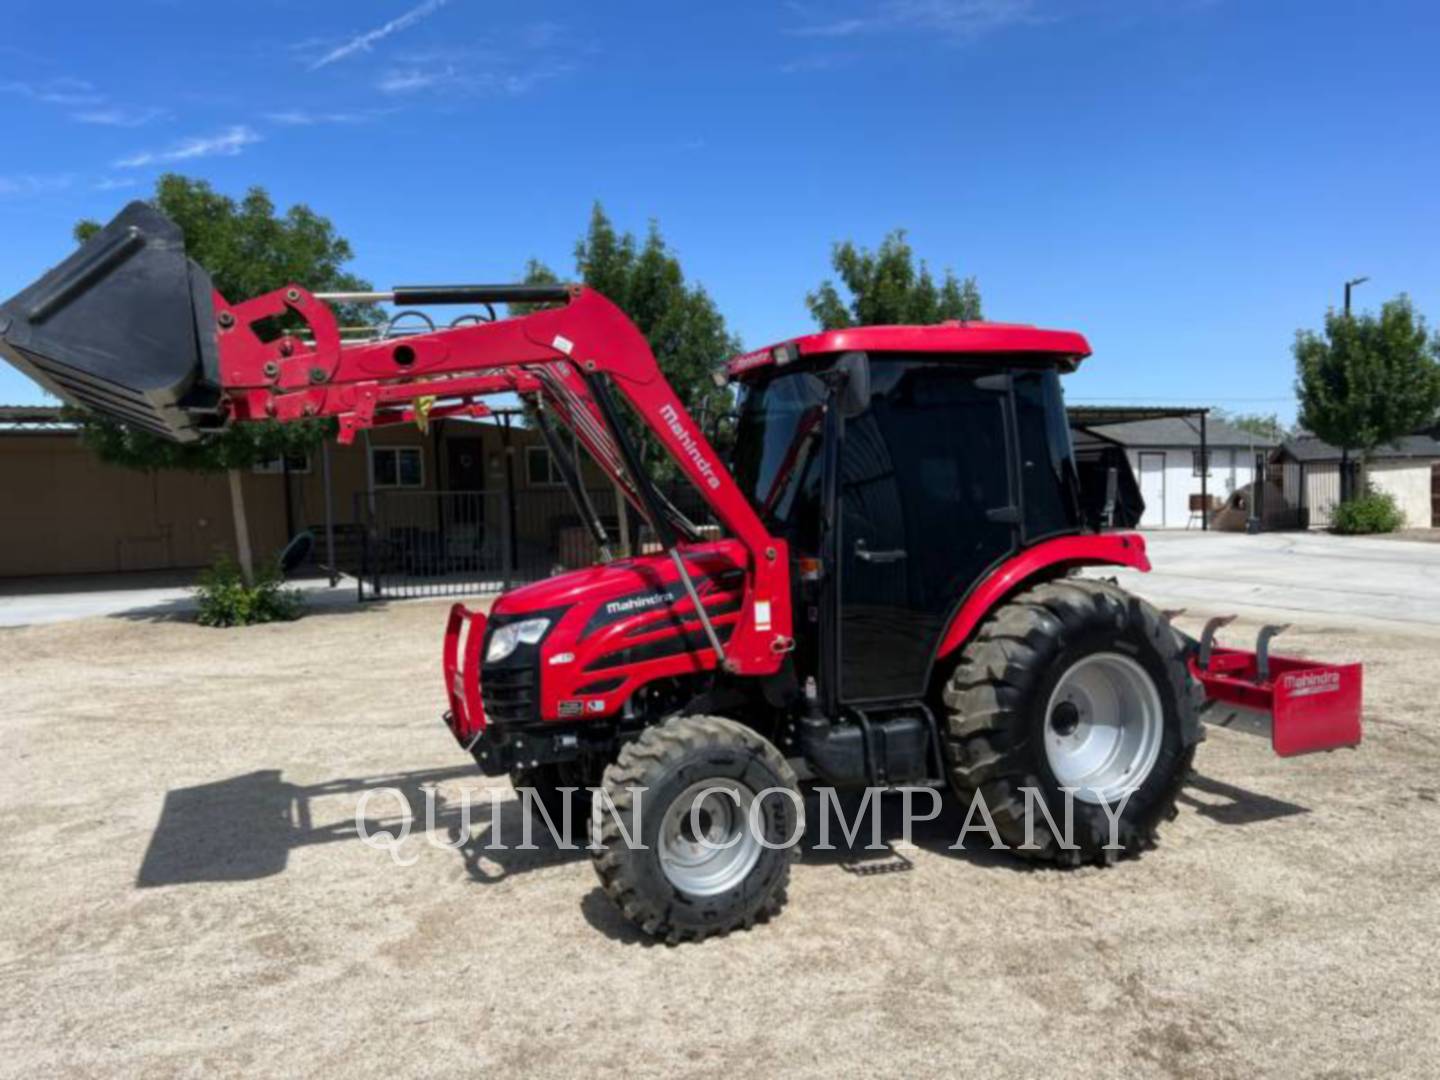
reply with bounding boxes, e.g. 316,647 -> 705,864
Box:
0,202 -> 225,442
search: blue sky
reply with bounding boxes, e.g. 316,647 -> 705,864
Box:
1,0 -> 1436,421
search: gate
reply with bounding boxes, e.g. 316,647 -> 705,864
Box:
356,484 -> 717,600
1262,458 -> 1308,530
357,490 -> 508,599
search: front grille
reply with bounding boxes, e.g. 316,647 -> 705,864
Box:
482,663 -> 538,725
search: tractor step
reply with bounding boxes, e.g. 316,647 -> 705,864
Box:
0,202 -> 224,442
841,851 -> 915,876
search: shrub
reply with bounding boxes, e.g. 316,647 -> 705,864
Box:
195,556 -> 304,627
1331,487 -> 1405,535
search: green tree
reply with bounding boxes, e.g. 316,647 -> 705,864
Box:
1213,409 -> 1288,443
74,174 -> 376,581
517,203 -> 740,445
807,230 -> 981,329
1294,295 -> 1440,500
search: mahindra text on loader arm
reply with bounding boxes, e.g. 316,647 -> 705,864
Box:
0,203 -> 1363,942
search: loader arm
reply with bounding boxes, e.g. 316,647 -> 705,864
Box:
0,202 -> 792,674
219,282 -> 793,673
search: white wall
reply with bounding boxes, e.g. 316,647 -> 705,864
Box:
1366,461 -> 1432,528
1126,447 -> 1259,528
1303,461 -> 1432,529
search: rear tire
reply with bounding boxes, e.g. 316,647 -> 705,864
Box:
591,715 -> 801,943
942,578 -> 1199,865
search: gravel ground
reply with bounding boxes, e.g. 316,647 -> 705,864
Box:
2,595 -> 1438,1078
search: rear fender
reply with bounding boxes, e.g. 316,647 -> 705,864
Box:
933,533 -> 1150,663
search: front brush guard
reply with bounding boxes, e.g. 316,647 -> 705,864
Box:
1186,617 -> 1363,757
443,603 -> 487,747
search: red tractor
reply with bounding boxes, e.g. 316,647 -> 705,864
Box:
1,204 -> 1363,941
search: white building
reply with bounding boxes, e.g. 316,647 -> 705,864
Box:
1272,434 -> 1440,529
1080,415 -> 1276,529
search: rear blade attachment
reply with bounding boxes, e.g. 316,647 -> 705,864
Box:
0,201 -> 224,443
1190,618 -> 1363,756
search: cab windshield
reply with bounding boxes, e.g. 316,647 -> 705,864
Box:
730,368 -> 827,550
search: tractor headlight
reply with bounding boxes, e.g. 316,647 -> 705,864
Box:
485,617 -> 551,664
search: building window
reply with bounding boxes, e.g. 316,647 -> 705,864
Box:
1192,450 -> 1210,477
526,446 -> 564,487
372,446 -> 424,488
252,452 -> 311,475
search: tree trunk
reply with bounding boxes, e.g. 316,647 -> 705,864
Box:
228,468 -> 255,585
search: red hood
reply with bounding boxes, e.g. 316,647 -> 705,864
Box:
491,539 -> 748,616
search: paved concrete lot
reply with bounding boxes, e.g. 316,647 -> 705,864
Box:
4,530 -> 1436,633
1098,531 -> 1440,634
0,571 -> 359,627
3,574 -> 1438,1077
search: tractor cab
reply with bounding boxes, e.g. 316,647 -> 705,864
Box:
727,328 -> 1089,708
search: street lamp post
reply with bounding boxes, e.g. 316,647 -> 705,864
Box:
1344,275 -> 1369,316
1340,276 -> 1369,502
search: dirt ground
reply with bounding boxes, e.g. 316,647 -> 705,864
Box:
3,594 -> 1438,1078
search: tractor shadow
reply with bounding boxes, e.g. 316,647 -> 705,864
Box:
140,766 -> 1306,944
1177,773 -> 1309,826
136,765 -> 590,888
798,777 -> 1309,878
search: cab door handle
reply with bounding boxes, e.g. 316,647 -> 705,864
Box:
855,538 -> 907,564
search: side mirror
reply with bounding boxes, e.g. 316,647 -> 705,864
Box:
835,352 -> 870,418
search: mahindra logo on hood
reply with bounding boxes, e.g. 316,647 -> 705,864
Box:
605,593 -> 668,617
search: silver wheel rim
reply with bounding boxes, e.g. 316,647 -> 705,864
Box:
1044,652 -> 1164,806
657,779 -> 762,897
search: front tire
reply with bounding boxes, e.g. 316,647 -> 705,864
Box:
943,578 -> 1199,865
591,715 -> 801,943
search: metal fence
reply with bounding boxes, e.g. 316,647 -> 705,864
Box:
1254,459 -> 1352,532
354,484 -> 718,600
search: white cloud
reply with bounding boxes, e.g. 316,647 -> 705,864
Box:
0,174 -> 74,197
785,0 -> 1041,40
4,78 -> 169,128
788,17 -> 868,37
890,0 -> 1043,36
115,125 -> 261,169
377,67 -> 451,94
377,58 -> 570,97
94,176 -> 139,192
499,64 -> 570,96
72,106 -> 167,128
1,77 -> 104,107
264,109 -> 386,125
310,0 -> 450,70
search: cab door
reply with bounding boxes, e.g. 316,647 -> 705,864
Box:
838,360 -> 1017,703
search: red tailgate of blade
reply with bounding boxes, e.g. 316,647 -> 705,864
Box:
1193,647 -> 1363,757
1269,655 -> 1363,756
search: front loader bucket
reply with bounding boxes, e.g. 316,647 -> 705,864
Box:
0,201 -> 223,442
